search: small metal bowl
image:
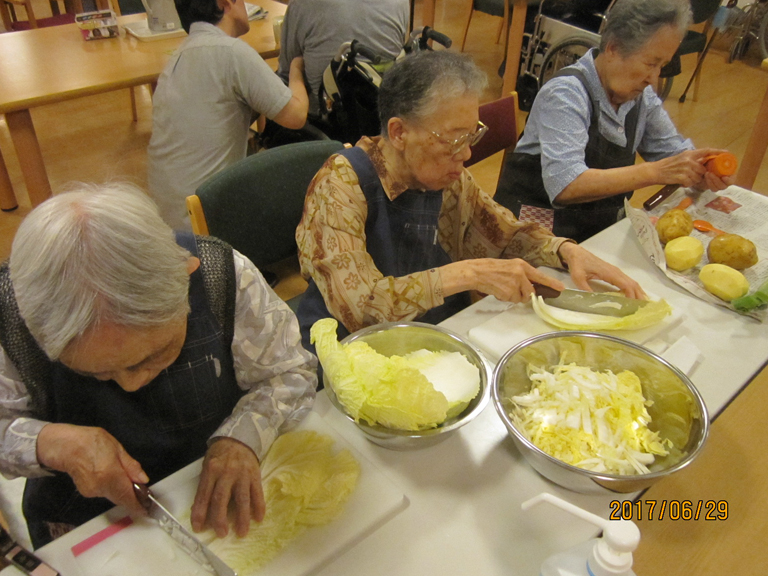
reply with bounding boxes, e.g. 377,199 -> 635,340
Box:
324,321 -> 490,450
492,331 -> 709,494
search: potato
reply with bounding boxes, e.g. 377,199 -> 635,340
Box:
656,209 -> 693,244
699,263 -> 750,301
707,233 -> 758,270
665,236 -> 704,271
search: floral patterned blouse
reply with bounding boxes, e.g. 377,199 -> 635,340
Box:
296,136 -> 572,333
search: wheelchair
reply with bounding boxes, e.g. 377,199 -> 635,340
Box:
722,0 -> 768,62
314,26 -> 453,144
258,27 -> 453,149
515,0 -> 674,111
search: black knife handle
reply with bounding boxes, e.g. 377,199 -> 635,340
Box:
531,282 -> 562,299
643,184 -> 680,211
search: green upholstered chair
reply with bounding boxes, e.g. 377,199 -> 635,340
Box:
186,140 -> 345,310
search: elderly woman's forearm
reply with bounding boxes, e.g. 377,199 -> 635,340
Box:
556,163 -> 658,204
439,261 -> 478,296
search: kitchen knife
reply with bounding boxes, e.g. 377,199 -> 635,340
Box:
532,283 -> 648,317
132,483 -> 237,576
643,184 -> 680,211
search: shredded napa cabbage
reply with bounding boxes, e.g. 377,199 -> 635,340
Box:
310,319 -> 480,430
204,430 -> 360,575
509,362 -> 670,475
531,295 -> 672,331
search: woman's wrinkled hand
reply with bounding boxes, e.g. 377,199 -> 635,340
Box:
454,258 -> 567,304
558,243 -> 646,299
652,148 -> 722,188
36,423 -> 149,517
191,437 -> 264,538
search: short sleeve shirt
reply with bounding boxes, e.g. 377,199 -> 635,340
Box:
148,22 -> 293,230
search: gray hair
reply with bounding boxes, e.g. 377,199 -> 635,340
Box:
599,0 -> 691,56
377,50 -> 488,134
9,183 -> 192,360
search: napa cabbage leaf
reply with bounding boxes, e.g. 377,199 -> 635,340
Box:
509,363 -> 670,475
205,430 -> 360,575
531,295 -> 672,331
310,319 -> 480,430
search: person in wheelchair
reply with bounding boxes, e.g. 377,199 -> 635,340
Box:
295,51 -> 644,358
495,0 -> 732,244
276,0 -> 409,117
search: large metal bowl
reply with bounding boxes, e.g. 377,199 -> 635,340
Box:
323,321 -> 490,450
492,331 -> 709,494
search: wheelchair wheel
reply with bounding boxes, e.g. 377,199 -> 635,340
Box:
760,8 -> 768,60
728,36 -> 750,63
538,37 -> 599,87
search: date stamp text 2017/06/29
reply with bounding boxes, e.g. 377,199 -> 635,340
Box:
609,500 -> 729,521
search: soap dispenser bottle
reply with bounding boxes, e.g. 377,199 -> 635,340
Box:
522,492 -> 640,576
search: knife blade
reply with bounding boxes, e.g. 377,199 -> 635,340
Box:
133,483 -> 237,576
532,283 -> 648,317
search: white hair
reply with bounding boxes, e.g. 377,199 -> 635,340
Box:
378,51 -> 488,134
600,0 -> 692,56
9,183 -> 192,360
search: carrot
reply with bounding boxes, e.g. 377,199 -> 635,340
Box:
675,197 -> 693,210
705,152 -> 738,177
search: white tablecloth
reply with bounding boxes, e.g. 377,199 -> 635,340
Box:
3,218 -> 766,576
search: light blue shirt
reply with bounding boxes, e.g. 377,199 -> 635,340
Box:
516,50 -> 694,203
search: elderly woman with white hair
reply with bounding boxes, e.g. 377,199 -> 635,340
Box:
495,0 -> 733,243
0,184 -> 316,548
296,49 -> 645,357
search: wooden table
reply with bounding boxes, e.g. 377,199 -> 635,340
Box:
420,0 -> 531,98
735,58 -> 768,190
0,1 -> 285,210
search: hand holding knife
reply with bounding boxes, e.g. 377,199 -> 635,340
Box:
132,483 -> 237,576
643,152 -> 738,211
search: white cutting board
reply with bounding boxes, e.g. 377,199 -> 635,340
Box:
69,412 -> 408,576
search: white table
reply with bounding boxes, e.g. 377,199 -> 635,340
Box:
3,218 -> 767,575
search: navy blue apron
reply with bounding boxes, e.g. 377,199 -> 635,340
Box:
495,60 -> 642,243
298,146 -> 471,382
23,232 -> 243,549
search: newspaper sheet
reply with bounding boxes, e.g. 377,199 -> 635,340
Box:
626,185 -> 768,322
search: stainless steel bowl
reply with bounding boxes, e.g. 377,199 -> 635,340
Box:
492,331 -> 709,494
323,321 -> 490,450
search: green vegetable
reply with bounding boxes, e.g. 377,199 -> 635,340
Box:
531,295 -> 672,331
198,431 -> 360,574
732,278 -> 768,312
510,363 -> 670,475
310,319 -> 480,430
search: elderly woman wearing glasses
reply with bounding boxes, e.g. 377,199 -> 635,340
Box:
295,50 -> 644,357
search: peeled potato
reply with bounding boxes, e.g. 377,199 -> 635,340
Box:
656,209 -> 693,244
707,233 -> 758,270
699,263 -> 750,301
665,236 -> 704,271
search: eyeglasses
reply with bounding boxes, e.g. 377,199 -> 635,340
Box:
429,121 -> 488,155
